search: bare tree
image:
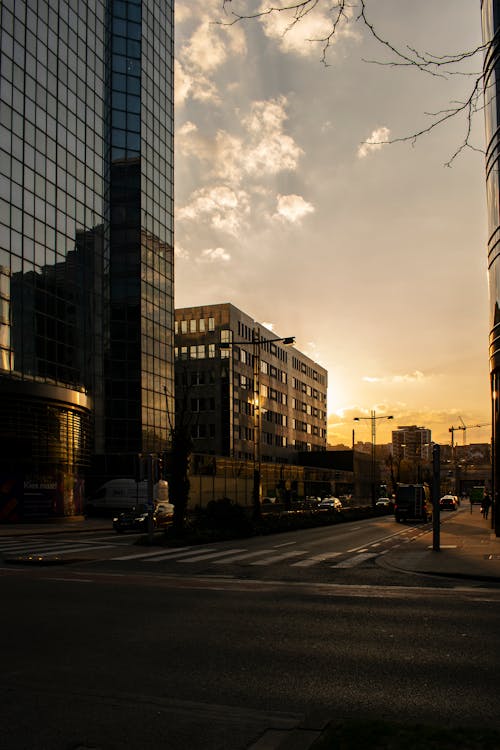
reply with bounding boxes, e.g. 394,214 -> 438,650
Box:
220,0 -> 488,165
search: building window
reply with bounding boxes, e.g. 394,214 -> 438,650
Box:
181,320 -> 187,334
190,319 -> 197,333
208,317 -> 215,331
220,328 -> 232,343
199,318 -> 206,332
208,343 -> 215,358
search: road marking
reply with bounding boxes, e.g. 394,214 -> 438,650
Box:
114,546 -> 202,561
291,552 -> 342,567
250,550 -> 309,566
333,552 -> 378,568
177,548 -> 248,563
212,549 -> 279,564
272,541 -> 297,548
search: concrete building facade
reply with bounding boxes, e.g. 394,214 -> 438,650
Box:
175,304 -> 328,463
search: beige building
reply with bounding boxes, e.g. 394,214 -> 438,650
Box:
175,304 -> 328,462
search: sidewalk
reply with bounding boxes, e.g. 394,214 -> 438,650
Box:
381,505 -> 500,583
0,516 -> 111,537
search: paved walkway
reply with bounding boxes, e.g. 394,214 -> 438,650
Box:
381,504 -> 500,583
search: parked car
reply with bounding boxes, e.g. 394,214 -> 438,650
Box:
376,497 -> 391,508
318,497 -> 342,510
113,501 -> 174,533
439,494 -> 458,511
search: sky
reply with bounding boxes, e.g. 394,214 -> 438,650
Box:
173,0 -> 491,448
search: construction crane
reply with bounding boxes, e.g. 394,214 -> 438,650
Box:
449,420 -> 490,447
458,417 -> 490,445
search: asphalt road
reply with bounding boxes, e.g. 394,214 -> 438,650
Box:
0,513 -> 457,586
1,514 -> 500,750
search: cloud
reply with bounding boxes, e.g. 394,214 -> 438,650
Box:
274,194 -> 315,224
177,185 -> 251,236
261,321 -> 276,333
198,247 -> 232,263
362,371 -> 427,384
182,97 -> 303,186
175,60 -> 220,107
358,126 -> 391,158
174,243 -> 190,260
175,3 -> 247,106
258,1 -> 359,58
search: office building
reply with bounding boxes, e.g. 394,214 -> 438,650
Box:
392,425 -> 432,463
482,0 -> 500,534
0,1 -> 174,520
175,304 -> 328,462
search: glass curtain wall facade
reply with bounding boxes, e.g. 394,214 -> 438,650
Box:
0,0 -> 174,520
482,0 -> 500,535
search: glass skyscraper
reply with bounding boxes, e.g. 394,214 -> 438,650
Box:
482,0 -> 500,535
0,0 -> 174,521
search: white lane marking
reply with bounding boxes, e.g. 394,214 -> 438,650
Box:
250,550 -> 309,566
114,545 -> 202,561
177,548 -> 248,563
333,552 -> 378,568
272,541 -> 297,548
211,549 -> 281,565
291,552 -> 342,568
147,547 -> 220,562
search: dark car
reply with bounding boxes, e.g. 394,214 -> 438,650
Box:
318,497 -> 342,510
113,504 -> 153,533
439,495 -> 458,511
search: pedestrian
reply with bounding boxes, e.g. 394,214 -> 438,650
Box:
482,492 -> 491,520
469,494 -> 473,514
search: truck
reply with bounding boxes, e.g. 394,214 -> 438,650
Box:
469,486 -> 485,505
85,478 -> 170,516
394,483 -> 432,523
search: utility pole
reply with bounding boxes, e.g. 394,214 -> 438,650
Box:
432,443 -> 440,551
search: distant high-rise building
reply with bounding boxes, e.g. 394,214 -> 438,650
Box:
392,426 -> 432,463
174,304 -> 328,461
0,1 -> 174,520
482,0 -> 500,535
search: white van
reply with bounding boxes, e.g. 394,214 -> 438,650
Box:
85,478 -> 169,515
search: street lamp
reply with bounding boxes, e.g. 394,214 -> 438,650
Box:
221,330 -> 295,520
354,411 -> 394,508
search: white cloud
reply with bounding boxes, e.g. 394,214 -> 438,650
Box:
174,243 -> 190,260
198,247 -> 232,263
257,1 -> 359,58
274,194 -> 315,224
363,371 -> 427,384
358,126 -> 391,158
177,185 -> 251,236
179,97 -> 303,188
175,4 -> 247,107
174,60 -> 220,107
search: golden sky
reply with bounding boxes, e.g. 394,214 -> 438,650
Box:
174,0 -> 491,448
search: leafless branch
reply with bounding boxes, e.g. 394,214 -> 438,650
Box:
219,0 -> 488,164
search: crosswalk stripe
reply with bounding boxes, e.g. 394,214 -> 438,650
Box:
333,552 -> 378,568
148,547 -> 221,562
250,550 -> 309,566
177,548 -> 248,563
211,549 -> 280,565
113,545 -> 198,561
291,552 -> 342,567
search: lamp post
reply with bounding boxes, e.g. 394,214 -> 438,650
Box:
221,330 -> 295,520
354,411 -> 394,508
